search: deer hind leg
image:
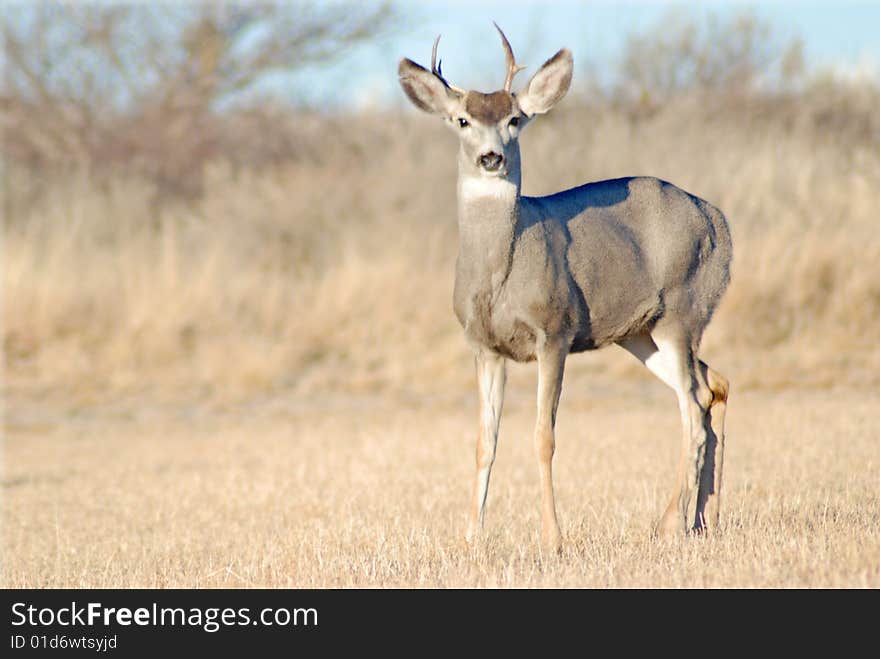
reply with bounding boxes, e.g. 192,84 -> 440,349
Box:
465,350 -> 506,545
618,331 -> 713,537
694,360 -> 729,532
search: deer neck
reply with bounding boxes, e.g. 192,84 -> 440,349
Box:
455,171 -> 520,300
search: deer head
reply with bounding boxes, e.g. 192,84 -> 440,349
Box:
398,23 -> 573,183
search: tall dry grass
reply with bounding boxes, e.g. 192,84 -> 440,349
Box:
4,92 -> 880,398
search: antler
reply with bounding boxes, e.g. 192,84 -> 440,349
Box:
494,22 -> 526,92
431,35 -> 464,94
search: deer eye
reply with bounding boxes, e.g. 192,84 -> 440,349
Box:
458,118 -> 469,128
509,116 -> 520,128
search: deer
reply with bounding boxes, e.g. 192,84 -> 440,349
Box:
397,24 -> 731,552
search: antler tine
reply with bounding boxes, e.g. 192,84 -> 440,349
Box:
494,22 -> 526,92
430,34 -> 464,94
431,34 -> 442,76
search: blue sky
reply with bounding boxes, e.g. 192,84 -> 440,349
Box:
287,0 -> 880,109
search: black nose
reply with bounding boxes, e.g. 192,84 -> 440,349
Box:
479,152 -> 504,171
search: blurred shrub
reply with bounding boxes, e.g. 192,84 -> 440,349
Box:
1,2 -> 395,205
615,11 -> 801,110
3,7 -> 879,395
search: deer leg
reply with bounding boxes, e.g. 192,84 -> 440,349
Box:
694,360 -> 729,531
534,340 -> 567,553
619,332 -> 713,537
465,350 -> 506,544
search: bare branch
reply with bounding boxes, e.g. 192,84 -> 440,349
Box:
1,1 -> 398,199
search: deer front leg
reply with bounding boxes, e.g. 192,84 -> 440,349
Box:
465,350 -> 506,545
535,340 -> 567,553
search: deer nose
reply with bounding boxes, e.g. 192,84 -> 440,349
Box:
479,152 -> 504,172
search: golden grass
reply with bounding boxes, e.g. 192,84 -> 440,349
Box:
4,99 -> 880,396
3,97 -> 880,587
4,382 -> 878,588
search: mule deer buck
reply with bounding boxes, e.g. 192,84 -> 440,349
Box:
398,25 -> 731,551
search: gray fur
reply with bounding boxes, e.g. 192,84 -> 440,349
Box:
454,176 -> 732,361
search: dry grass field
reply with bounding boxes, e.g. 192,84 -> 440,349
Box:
3,52 -> 880,587
4,379 -> 879,588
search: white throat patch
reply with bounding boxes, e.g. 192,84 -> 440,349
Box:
458,176 -> 518,203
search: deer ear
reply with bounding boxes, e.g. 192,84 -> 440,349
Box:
398,58 -> 460,115
516,49 -> 573,117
